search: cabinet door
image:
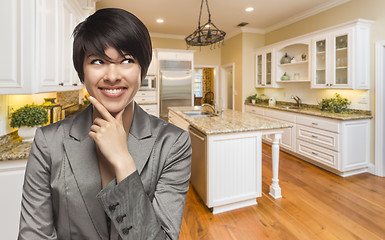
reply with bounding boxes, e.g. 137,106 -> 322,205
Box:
265,52 -> 272,86
312,35 -> 328,88
0,0 -> 35,94
330,29 -> 352,89
36,0 -> 61,88
256,53 -> 263,86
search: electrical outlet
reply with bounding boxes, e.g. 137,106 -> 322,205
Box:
358,96 -> 368,104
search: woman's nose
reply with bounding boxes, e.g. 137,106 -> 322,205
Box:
104,63 -> 121,82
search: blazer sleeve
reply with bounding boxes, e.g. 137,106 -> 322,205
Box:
97,130 -> 192,240
18,128 -> 58,240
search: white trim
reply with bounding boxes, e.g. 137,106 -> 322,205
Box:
150,32 -> 186,40
368,163 -> 375,175
265,0 -> 351,33
375,41 -> 385,177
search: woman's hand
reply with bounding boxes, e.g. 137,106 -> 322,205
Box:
88,96 -> 136,181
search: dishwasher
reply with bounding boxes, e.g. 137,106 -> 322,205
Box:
188,126 -> 208,205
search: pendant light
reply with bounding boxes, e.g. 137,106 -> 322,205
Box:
185,0 -> 226,49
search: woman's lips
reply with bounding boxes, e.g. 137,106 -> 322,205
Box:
99,87 -> 127,97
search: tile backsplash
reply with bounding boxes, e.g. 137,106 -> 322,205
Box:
56,90 -> 80,107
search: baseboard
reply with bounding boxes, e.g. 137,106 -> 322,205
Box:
367,163 -> 375,175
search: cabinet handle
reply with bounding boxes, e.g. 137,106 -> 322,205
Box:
311,122 -> 318,126
58,82 -> 64,86
330,83 -> 332,86
311,151 -> 318,155
311,135 -> 318,138
72,83 -> 78,86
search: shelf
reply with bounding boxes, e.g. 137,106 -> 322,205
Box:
279,61 -> 308,67
336,66 -> 348,69
336,47 -> 348,51
276,80 -> 311,83
317,51 -> 326,55
316,69 -> 326,71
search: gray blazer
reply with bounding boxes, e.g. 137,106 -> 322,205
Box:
18,103 -> 192,240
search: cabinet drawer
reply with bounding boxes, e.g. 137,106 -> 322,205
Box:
264,109 -> 296,123
297,115 -> 340,133
296,139 -> 338,169
297,125 -> 339,151
245,105 -> 264,115
136,91 -> 156,97
140,104 -> 157,116
134,91 -> 156,104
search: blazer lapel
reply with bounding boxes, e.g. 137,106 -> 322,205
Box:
63,106 -> 109,240
128,103 -> 157,174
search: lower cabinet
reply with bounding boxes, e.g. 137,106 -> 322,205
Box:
245,104 -> 370,176
134,90 -> 158,117
0,160 -> 27,239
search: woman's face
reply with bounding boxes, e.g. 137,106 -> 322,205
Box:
83,46 -> 141,114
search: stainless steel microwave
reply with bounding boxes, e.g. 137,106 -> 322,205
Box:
141,75 -> 156,89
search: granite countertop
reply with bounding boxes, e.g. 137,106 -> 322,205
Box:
245,102 -> 372,120
169,106 -> 293,135
0,131 -> 32,161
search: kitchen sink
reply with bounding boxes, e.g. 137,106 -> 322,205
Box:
183,111 -> 216,118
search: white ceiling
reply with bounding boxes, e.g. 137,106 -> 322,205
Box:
96,0 -> 350,38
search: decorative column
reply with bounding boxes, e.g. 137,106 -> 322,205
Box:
269,133 -> 282,199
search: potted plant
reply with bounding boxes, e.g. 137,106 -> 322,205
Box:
10,104 -> 48,142
318,93 -> 351,113
246,94 -> 258,104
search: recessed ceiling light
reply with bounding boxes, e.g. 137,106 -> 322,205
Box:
245,7 -> 254,12
156,19 -> 164,23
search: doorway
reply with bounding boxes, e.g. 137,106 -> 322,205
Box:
220,63 -> 235,110
194,66 -> 219,106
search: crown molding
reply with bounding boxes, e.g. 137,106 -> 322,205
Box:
264,0 -> 351,33
149,32 -> 186,40
225,27 -> 265,40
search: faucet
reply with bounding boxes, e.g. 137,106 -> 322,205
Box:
201,103 -> 223,115
291,96 -> 302,108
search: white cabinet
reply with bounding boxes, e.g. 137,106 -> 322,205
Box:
0,160 -> 27,239
157,50 -> 194,61
311,19 -> 372,89
255,48 -> 276,88
134,90 -> 158,116
275,39 -> 311,83
245,105 -> 296,152
0,0 -> 35,94
147,51 -> 157,76
245,104 -> 370,176
0,0 -> 91,95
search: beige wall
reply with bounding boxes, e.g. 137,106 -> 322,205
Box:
242,33 -> 265,109
221,34 -> 243,110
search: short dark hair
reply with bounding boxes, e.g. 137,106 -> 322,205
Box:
72,8 -> 152,83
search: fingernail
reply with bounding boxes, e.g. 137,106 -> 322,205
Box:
89,96 -> 94,101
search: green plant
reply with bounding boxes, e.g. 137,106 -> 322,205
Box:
10,104 -> 48,128
246,94 -> 258,101
318,93 -> 351,113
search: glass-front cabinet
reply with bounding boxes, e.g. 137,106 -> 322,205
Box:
312,30 -> 352,89
311,19 -> 372,90
255,49 -> 275,88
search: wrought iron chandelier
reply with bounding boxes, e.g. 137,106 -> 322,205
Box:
185,0 -> 226,49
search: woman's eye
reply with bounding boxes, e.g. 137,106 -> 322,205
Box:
122,58 -> 135,64
90,59 -> 104,65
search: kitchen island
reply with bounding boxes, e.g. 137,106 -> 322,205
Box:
168,106 -> 293,214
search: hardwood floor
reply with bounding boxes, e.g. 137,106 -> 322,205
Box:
179,144 -> 385,240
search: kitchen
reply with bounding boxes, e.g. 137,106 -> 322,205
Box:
1,0 -> 385,239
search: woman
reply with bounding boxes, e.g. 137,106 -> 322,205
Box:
18,8 -> 191,240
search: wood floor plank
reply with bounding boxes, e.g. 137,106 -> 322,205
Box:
179,144 -> 385,240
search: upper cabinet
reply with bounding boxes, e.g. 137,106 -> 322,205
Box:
311,20 -> 372,89
254,19 -> 372,90
276,39 -> 311,83
255,48 -> 276,88
0,0 -> 94,95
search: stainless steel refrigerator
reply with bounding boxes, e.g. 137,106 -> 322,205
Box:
159,60 -> 193,118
